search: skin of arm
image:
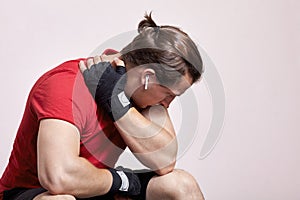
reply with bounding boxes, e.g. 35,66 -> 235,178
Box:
37,119 -> 113,198
115,105 -> 178,175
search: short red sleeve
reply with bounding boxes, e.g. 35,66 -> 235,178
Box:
30,60 -> 96,133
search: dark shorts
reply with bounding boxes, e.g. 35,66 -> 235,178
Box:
3,170 -> 156,200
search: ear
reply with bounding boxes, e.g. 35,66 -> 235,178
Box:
140,68 -> 156,85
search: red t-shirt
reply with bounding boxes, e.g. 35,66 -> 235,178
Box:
0,53 -> 126,196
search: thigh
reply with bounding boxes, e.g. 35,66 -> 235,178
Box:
3,188 -> 47,200
76,194 -> 113,200
3,188 -> 112,200
34,192 -> 114,200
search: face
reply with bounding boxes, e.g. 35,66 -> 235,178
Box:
131,72 -> 193,109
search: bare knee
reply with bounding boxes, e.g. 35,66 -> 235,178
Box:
33,192 -> 76,200
170,169 -> 204,199
147,169 -> 205,200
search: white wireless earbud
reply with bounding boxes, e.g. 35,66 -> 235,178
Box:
144,75 -> 150,90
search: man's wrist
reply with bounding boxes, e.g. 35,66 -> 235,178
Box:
107,167 -> 141,196
110,91 -> 132,122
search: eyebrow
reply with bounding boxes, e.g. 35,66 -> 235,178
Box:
163,86 -> 182,96
173,92 -> 181,96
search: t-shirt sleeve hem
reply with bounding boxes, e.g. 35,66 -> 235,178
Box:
37,115 -> 81,137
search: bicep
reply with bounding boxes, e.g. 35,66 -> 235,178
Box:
37,119 -> 80,184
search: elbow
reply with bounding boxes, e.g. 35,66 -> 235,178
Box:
154,145 -> 177,176
144,145 -> 178,176
38,170 -> 69,195
155,161 -> 176,176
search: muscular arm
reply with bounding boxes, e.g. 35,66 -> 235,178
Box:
79,56 -> 178,175
115,105 -> 178,175
37,119 -> 112,198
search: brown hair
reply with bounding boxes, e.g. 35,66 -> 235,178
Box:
120,12 -> 203,87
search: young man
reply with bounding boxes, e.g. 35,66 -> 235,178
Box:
0,13 -> 205,200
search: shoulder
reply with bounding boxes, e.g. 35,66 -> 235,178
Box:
28,58 -> 96,132
29,58 -> 87,97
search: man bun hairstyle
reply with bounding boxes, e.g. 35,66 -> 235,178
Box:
137,12 -> 158,33
121,12 -> 203,87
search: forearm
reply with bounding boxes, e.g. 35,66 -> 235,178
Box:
40,156 -> 112,198
114,107 -> 178,174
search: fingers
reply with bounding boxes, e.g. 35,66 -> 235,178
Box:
112,57 -> 125,67
90,55 -> 124,67
100,54 -> 110,62
79,56 -> 100,73
87,58 -> 94,69
78,55 -> 125,74
113,57 -> 126,74
79,60 -> 87,73
93,55 -> 101,65
82,56 -> 102,72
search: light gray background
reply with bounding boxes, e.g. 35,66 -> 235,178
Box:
0,0 -> 299,199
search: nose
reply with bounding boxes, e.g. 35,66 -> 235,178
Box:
160,101 -> 169,108
160,96 -> 175,108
